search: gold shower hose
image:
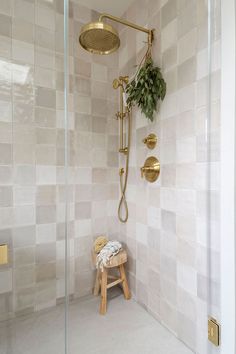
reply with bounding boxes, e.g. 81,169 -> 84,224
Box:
118,109 -> 131,223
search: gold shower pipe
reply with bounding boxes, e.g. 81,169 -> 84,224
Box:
99,14 -> 154,46
114,76 -> 129,153
119,81 -> 124,151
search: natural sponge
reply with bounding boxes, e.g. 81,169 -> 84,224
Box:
94,236 -> 108,254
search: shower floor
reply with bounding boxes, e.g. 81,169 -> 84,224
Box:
0,291 -> 193,354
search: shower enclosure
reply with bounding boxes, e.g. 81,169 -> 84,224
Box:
0,0 -> 223,353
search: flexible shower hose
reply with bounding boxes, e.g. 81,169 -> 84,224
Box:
118,110 -> 131,223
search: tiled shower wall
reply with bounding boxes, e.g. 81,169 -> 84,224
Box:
0,0 -> 119,319
118,1 -> 221,353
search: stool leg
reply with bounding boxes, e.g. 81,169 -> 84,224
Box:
94,269 -> 101,296
119,264 -> 131,300
100,268 -> 108,315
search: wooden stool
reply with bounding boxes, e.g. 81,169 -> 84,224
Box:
92,249 -> 131,315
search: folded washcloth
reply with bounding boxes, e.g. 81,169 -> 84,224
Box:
96,240 -> 122,271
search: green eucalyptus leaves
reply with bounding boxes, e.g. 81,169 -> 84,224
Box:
126,57 -> 166,122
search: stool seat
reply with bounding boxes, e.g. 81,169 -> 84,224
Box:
92,248 -> 131,315
92,249 -> 127,268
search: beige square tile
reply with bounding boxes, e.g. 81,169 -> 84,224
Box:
12,18 -> 34,43
177,262 -> 197,295
178,28 -> 197,65
0,0 -> 12,16
0,14 -> 12,38
13,144 -> 35,164
75,59 -> 91,77
36,166 -> 56,185
92,63 -> 108,82
178,57 -> 196,89
161,19 -> 177,52
13,225 -> 35,248
35,46 -> 55,69
13,0 -> 35,23
12,39 -> 34,64
14,246 -> 35,267
14,265 -> 35,290
0,166 -> 12,185
36,223 -> 56,244
0,36 -> 11,59
74,95 -> 91,114
161,0 -> 177,29
35,25 -> 55,50
36,4 -> 55,30
0,186 -> 13,207
36,127 -> 56,145
0,143 -> 12,165
0,269 -> 12,294
13,102 -> 34,124
35,67 -> 55,89
0,122 -> 12,144
36,86 -> 56,108
36,185 -> 56,205
177,1 -> 197,38
160,298 -> 177,332
36,205 -> 56,224
36,243 -> 56,264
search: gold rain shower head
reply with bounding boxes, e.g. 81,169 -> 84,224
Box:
79,13 -> 154,55
79,21 -> 120,55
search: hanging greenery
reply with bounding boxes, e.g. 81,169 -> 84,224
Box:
125,47 -> 166,122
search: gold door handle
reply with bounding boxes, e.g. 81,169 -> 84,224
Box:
0,244 -> 8,265
142,133 -> 157,149
140,156 -> 160,182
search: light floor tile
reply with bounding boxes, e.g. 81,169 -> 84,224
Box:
0,294 -> 193,354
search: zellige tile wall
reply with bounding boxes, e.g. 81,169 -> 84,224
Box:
118,1 -> 221,353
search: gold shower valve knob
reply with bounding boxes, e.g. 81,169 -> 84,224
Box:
142,133 -> 157,149
140,156 -> 160,183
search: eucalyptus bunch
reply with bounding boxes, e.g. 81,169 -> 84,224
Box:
126,54 -> 166,122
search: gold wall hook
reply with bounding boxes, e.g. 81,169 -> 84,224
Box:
140,156 -> 160,183
143,133 -> 157,149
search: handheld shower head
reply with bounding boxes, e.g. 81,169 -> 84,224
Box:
112,76 -> 129,89
112,79 -> 120,89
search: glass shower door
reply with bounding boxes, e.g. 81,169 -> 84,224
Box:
196,0 -> 221,353
0,0 -> 69,353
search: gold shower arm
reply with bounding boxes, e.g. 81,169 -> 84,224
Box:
99,13 -> 154,45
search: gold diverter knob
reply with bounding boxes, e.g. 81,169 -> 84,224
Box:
140,156 -> 160,183
143,133 -> 157,149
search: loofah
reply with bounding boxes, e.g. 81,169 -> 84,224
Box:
94,236 -> 108,254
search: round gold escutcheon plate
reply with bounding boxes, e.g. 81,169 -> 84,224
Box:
140,156 -> 160,183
